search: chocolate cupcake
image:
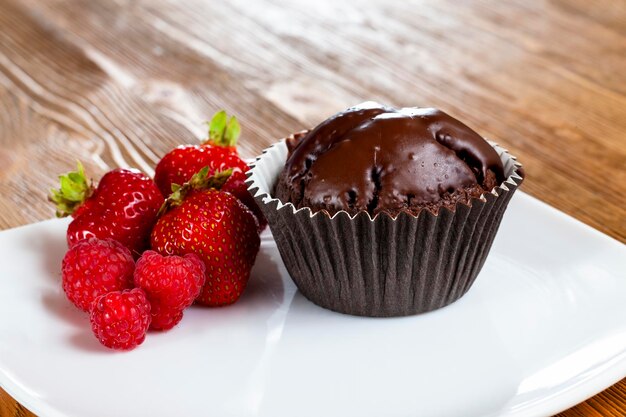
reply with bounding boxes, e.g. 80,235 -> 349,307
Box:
247,102 -> 524,317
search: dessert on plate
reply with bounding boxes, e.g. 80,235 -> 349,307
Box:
247,102 -> 524,317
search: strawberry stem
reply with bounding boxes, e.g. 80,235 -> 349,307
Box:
157,167 -> 233,216
48,161 -> 94,217
205,110 -> 241,148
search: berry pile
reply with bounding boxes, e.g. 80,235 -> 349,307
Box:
51,111 -> 263,350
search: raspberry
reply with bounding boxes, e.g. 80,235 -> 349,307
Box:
134,251 -> 205,311
89,288 -> 151,350
62,238 -> 135,311
150,304 -> 184,331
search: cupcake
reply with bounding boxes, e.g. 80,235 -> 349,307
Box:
247,102 -> 524,317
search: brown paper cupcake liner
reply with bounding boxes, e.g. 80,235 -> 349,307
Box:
246,132 -> 524,317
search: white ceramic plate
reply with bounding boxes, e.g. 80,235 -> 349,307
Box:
0,192 -> 625,417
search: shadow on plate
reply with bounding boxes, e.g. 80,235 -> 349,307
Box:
41,290 -> 108,353
41,290 -> 85,328
240,248 -> 285,308
69,330 -> 109,353
30,224 -> 67,283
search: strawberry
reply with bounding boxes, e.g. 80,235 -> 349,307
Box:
154,110 -> 266,231
151,168 -> 260,306
49,162 -> 164,255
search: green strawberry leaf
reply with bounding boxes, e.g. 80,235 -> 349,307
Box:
206,110 -> 240,148
157,167 -> 233,217
208,110 -> 228,145
48,161 -> 94,217
224,116 -> 241,147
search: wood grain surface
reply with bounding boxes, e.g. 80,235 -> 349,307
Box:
0,0 -> 624,416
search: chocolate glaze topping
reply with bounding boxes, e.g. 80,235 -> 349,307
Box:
275,102 -> 505,216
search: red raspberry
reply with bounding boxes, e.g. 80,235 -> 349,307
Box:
62,238 -> 135,311
150,304 -> 184,331
89,288 -> 151,350
134,251 -> 205,330
134,251 -> 205,310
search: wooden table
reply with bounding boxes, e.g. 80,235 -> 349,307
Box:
0,0 -> 624,415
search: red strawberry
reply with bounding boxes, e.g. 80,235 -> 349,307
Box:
222,170 -> 266,232
154,111 -> 266,231
49,162 -> 164,255
151,168 -> 260,306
